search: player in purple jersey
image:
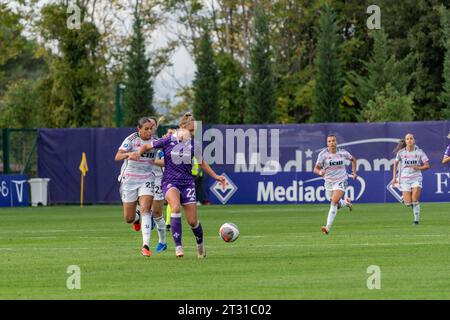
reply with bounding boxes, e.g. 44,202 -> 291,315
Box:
442,133 -> 450,165
313,134 -> 357,235
392,134 -> 430,225
131,113 -> 225,259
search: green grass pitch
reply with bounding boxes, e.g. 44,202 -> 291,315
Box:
0,203 -> 449,299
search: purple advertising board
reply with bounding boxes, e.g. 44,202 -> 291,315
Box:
37,121 -> 450,205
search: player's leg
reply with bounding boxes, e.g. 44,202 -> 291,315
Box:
180,182 -> 205,258
165,204 -> 171,230
411,186 -> 422,225
402,191 -> 412,207
165,187 -> 183,257
138,194 -> 153,257
322,189 -> 344,235
152,199 -> 167,252
183,203 -> 205,259
120,184 -> 139,227
133,199 -> 141,231
123,202 -> 138,224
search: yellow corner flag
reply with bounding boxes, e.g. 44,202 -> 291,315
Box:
79,152 -> 88,176
79,152 -> 88,207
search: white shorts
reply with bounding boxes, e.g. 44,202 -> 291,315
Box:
150,177 -> 164,201
324,179 -> 348,201
399,179 -> 422,192
120,178 -> 155,202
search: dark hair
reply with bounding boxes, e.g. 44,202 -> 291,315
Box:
393,139 -> 406,154
326,134 -> 337,144
137,117 -> 152,128
137,116 -> 161,129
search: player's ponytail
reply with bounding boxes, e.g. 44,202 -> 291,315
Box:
179,112 -> 195,128
393,139 -> 406,154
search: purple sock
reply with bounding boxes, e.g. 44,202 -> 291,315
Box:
191,222 -> 203,244
170,214 -> 182,247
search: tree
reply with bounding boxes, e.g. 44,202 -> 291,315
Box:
125,6 -> 155,126
38,3 -> 108,127
378,0 -> 449,120
217,52 -> 245,124
361,84 -> 415,122
439,4 -> 450,119
192,23 -> 219,124
0,79 -> 43,128
314,5 -> 343,123
0,4 -> 24,66
245,7 -> 275,124
348,30 -> 414,114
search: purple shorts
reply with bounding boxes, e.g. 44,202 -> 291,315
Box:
162,181 -> 197,205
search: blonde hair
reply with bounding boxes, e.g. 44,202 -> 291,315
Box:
179,112 -> 195,128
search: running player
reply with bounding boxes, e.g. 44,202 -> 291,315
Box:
150,128 -> 167,253
115,117 -> 161,257
392,134 -> 430,225
314,134 -> 357,235
130,113 -> 226,259
442,133 -> 450,165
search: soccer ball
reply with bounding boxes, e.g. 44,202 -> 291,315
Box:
219,222 -> 240,242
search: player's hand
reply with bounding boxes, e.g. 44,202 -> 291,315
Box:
319,170 -> 325,177
216,175 -> 227,189
128,152 -> 140,161
391,178 -> 398,185
352,172 -> 357,180
412,165 -> 421,171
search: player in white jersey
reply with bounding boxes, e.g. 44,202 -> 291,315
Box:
115,117 -> 165,257
314,134 -> 357,235
392,133 -> 430,225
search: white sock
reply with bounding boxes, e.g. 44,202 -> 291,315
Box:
326,203 -> 338,230
141,213 -> 151,247
154,216 -> 167,244
134,205 -> 140,223
338,198 -> 347,209
412,202 -> 420,222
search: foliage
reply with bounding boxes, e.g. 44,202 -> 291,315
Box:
245,7 -> 276,124
192,23 -> 219,124
314,4 -> 342,123
125,7 -> 155,126
361,84 -> 415,122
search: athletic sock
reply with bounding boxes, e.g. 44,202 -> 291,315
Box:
134,206 -> 140,223
191,222 -> 204,244
338,198 -> 347,209
154,216 -> 167,244
326,203 -> 338,230
141,213 -> 152,247
412,202 -> 420,223
171,212 -> 182,247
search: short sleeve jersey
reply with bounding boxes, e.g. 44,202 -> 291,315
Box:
118,132 -> 158,182
152,133 -> 200,185
315,148 -> 353,183
395,146 -> 429,181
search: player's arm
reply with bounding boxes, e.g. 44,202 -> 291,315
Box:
115,149 -> 133,162
129,143 -> 153,161
154,159 -> 164,167
350,156 -> 357,179
313,164 -> 324,177
413,161 -> 430,171
392,160 -> 399,184
201,160 -> 226,186
443,156 -> 450,165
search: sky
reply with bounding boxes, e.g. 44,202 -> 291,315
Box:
5,0 -> 197,104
